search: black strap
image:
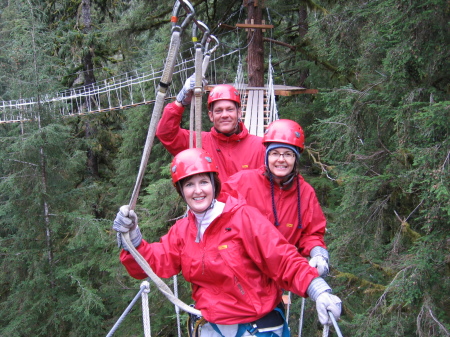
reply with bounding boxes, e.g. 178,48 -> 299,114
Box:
252,306 -> 285,330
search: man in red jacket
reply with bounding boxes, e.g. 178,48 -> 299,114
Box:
156,75 -> 265,182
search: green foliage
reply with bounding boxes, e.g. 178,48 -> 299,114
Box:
302,1 -> 450,335
1,0 -> 449,336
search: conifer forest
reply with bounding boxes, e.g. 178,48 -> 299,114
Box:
0,0 -> 449,336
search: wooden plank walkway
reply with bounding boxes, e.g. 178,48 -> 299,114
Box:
241,89 -> 267,137
243,89 -> 265,136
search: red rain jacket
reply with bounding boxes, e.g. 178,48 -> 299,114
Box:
221,166 -> 327,257
120,195 -> 318,325
156,102 -> 265,182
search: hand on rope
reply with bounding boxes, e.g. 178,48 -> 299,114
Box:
309,246 -> 330,277
316,292 -> 342,326
176,73 -> 207,106
307,278 -> 342,325
113,205 -> 142,251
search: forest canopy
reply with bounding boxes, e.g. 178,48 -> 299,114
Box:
0,0 -> 449,336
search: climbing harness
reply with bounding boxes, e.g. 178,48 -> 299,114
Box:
209,305 -> 289,337
118,0 -> 218,328
117,3 -> 205,335
128,0 -> 194,211
188,20 -> 215,149
188,306 -> 207,337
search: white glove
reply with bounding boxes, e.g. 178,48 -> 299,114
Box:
113,205 -> 142,250
176,74 -> 196,106
315,292 -> 342,325
309,255 -> 329,277
309,246 -> 329,277
176,74 -> 207,106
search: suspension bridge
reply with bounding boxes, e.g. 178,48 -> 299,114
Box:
0,53 -> 313,137
0,58 -> 197,124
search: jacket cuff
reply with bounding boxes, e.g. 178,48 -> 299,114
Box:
310,246 -> 329,262
306,277 -> 332,301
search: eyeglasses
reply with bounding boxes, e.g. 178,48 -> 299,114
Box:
268,151 -> 295,159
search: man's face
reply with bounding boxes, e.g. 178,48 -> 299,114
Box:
208,99 -> 242,134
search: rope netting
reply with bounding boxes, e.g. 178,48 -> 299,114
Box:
0,50 -> 237,124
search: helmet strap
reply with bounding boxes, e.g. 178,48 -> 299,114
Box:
264,156 -> 300,189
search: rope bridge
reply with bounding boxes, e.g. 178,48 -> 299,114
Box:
0,52 -> 279,137
0,57 -> 208,124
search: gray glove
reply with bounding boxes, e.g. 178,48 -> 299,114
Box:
113,205 -> 142,250
307,278 -> 342,325
176,74 -> 196,106
309,246 -> 329,277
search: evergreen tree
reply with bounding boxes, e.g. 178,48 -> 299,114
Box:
1,0 -> 449,336
302,1 -> 450,335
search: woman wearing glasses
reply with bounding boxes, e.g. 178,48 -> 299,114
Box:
221,119 -> 329,277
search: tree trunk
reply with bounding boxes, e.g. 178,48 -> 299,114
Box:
297,5 -> 310,86
40,147 -> 55,289
81,0 -> 99,178
246,0 -> 264,87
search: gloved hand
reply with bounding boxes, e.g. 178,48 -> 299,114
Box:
309,246 -> 329,277
113,205 -> 142,250
176,74 -> 207,106
176,74 -> 196,106
309,255 -> 329,277
315,292 -> 342,325
306,277 -> 342,325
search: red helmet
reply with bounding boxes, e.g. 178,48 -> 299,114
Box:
207,84 -> 241,109
263,119 -> 305,152
170,148 -> 219,185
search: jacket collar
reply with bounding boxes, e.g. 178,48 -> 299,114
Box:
187,193 -> 244,228
210,121 -> 249,142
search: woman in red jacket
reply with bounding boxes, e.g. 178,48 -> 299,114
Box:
221,120 -> 330,277
113,148 -> 341,337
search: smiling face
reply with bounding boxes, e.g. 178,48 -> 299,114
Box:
208,100 -> 242,134
181,173 -> 214,213
267,147 -> 296,181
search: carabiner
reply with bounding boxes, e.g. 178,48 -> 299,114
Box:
171,0 -> 195,32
